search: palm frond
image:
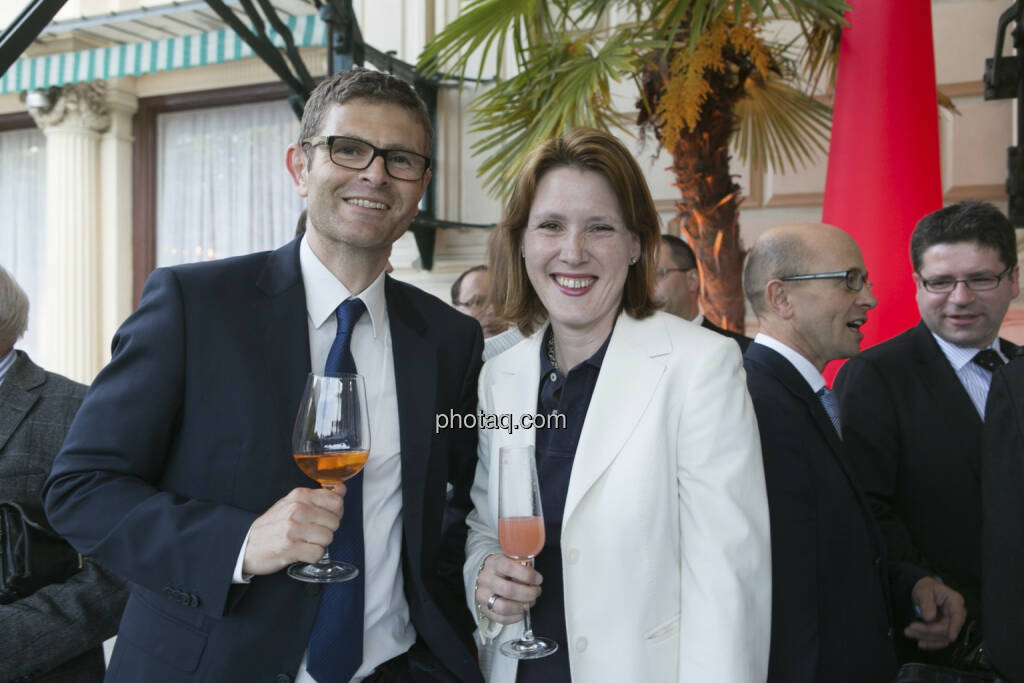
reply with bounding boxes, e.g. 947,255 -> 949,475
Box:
733,72 -> 831,174
417,0 -> 537,81
464,38 -> 637,194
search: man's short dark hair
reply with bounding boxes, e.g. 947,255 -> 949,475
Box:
299,67 -> 433,155
911,200 -> 1018,272
451,264 -> 487,305
660,234 -> 697,271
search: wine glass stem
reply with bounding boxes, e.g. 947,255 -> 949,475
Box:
315,483 -> 337,566
520,560 -> 536,643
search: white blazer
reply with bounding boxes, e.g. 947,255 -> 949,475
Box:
463,311 -> 772,683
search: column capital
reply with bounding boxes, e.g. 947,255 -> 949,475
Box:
29,82 -> 111,133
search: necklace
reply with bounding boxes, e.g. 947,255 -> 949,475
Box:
546,333 -> 559,373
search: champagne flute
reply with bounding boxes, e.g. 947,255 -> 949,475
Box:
288,372 -> 370,583
497,444 -> 559,659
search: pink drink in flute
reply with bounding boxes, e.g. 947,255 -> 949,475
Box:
497,445 -> 558,659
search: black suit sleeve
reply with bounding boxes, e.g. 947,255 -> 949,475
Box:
835,356 -> 928,569
982,364 -> 1024,682
749,393 -> 820,683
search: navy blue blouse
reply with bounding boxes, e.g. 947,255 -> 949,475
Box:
516,326 -> 610,683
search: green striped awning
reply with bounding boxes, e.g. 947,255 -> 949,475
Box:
1,13 -> 325,95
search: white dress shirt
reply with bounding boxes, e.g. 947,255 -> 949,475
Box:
752,333 -> 828,394
930,332 -> 1007,419
234,237 -> 414,683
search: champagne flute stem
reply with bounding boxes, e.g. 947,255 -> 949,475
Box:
520,560 -> 536,643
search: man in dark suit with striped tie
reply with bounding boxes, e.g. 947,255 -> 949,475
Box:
835,201 -> 1019,665
44,68 -> 484,683
742,223 -> 966,683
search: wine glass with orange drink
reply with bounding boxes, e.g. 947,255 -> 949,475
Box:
287,373 -> 369,583
497,444 -> 559,659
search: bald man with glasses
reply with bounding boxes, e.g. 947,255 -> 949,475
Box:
835,200 -> 1020,668
742,223 -> 966,683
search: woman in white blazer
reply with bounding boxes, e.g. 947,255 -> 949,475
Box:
464,128 -> 772,682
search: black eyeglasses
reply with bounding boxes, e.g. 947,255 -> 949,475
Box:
918,267 -> 1013,293
454,295 -> 486,312
779,269 -> 871,292
656,267 -> 695,281
302,135 -> 431,181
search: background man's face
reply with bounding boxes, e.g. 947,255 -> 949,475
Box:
914,241 -> 1019,349
785,234 -> 877,369
653,249 -> 699,321
455,270 -> 507,338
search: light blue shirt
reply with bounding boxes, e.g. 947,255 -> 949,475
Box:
930,333 -> 1006,419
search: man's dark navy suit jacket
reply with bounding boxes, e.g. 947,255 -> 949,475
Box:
43,238 -> 484,683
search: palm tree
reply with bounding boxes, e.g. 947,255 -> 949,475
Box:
420,0 -> 848,332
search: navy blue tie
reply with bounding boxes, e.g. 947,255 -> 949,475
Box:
307,298 -> 366,683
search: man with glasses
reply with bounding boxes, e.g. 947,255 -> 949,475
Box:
742,222 -> 966,683
655,234 -> 752,350
450,265 -> 507,339
835,200 -> 1020,667
44,68 -> 484,682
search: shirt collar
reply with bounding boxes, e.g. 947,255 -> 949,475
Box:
0,348 -> 15,387
299,235 -> 387,338
753,333 -> 828,393
691,312 -> 705,326
930,331 -> 1004,372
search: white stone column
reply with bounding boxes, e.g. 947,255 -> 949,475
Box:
99,78 -> 137,359
29,83 -> 110,384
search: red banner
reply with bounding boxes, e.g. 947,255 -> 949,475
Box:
822,0 -> 942,378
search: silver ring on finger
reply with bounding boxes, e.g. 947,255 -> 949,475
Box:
486,593 -> 499,611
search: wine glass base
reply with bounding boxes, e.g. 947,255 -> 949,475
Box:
287,560 -> 359,583
500,636 -> 558,660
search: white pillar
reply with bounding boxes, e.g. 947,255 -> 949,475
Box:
29,83 -> 111,384
99,78 -> 137,359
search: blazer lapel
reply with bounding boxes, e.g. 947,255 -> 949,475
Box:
256,238 -> 312,491
910,323 -> 984,475
0,353 -> 44,452
386,277 -> 436,564
562,313 -> 668,527
489,330 -> 543,451
747,343 -> 888,556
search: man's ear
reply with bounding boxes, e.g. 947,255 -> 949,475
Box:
764,279 -> 793,319
686,268 -> 701,294
286,143 -> 309,197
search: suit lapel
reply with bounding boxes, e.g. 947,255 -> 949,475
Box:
0,353 -> 44,452
748,343 -> 890,563
747,344 -> 844,454
562,313 -> 668,527
386,277 -> 436,564
256,239 -> 312,492
910,323 -> 984,475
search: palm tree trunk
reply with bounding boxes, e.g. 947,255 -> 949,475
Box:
668,99 -> 746,333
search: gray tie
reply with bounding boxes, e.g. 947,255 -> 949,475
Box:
816,386 -> 842,437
